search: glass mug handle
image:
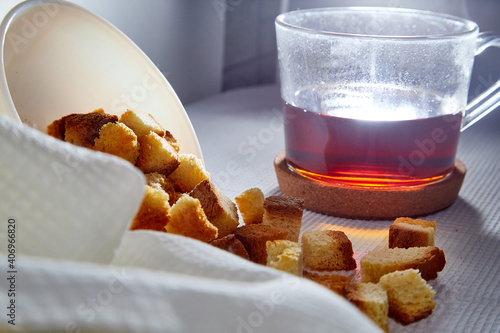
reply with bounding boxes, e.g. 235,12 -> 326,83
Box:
462,32 -> 500,131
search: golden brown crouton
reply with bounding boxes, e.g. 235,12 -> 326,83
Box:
165,194 -> 218,242
266,240 -> 303,276
378,269 -> 436,324
135,132 -> 180,175
210,234 -> 249,260
93,122 -> 140,164
129,185 -> 170,231
163,129 -> 180,153
389,223 -> 435,249
235,188 -> 265,225
168,154 -> 210,192
389,217 -> 437,249
46,117 -> 66,140
47,110 -> 118,148
262,196 -> 304,242
119,109 -> 166,138
301,230 -> 357,271
394,217 -> 437,229
303,271 -> 352,296
189,180 -> 239,238
360,246 -> 446,283
144,172 -> 172,191
233,224 -> 289,265
144,172 -> 180,205
344,282 -> 389,332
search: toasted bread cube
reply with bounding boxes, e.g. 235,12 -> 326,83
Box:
93,122 -> 140,164
47,117 -> 66,140
360,246 -> 446,283
129,185 -> 170,231
266,240 -> 303,276
394,217 -> 437,230
189,180 -> 239,238
165,194 -> 218,242
303,271 -> 351,296
233,224 -> 289,265
262,196 -> 304,242
378,269 -> 436,324
144,172 -> 173,192
344,282 -> 389,332
235,188 -> 265,225
389,217 -> 437,249
119,109 -> 181,153
47,110 -> 118,148
119,109 -> 166,138
144,172 -> 180,205
47,108 -> 106,141
162,129 -> 180,153
389,224 -> 435,249
168,154 -> 210,192
135,132 -> 179,175
210,234 -> 249,260
301,230 -> 356,271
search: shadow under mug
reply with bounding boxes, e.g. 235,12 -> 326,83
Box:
276,7 -> 500,187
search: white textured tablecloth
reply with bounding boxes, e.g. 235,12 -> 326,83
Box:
186,84 -> 500,333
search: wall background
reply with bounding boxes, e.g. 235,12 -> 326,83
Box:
1,0 -> 499,106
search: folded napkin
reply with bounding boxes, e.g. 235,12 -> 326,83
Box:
0,114 -> 145,264
0,115 -> 381,332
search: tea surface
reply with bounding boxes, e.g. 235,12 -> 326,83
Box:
284,89 -> 462,187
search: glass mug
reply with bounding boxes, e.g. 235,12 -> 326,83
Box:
275,7 -> 500,187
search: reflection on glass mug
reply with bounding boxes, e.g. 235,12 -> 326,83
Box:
275,7 -> 500,187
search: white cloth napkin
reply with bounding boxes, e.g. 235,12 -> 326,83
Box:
0,115 -> 381,332
0,114 -> 145,264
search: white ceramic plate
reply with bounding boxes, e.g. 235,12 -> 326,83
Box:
0,0 -> 202,160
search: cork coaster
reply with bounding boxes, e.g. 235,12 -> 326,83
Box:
274,150 -> 466,220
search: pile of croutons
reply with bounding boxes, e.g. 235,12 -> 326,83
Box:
47,109 -> 446,332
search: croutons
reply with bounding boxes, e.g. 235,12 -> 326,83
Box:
144,172 -> 180,205
210,234 -> 249,260
129,185 -> 170,231
93,122 -> 140,164
165,194 -> 218,242
262,195 -> 304,242
47,110 -> 118,148
378,269 -> 436,324
303,271 -> 351,296
233,224 -> 289,265
266,239 -> 303,276
136,132 -> 179,175
168,153 -> 210,192
235,188 -> 265,225
360,246 -> 446,283
189,180 -> 239,238
344,282 -> 389,332
389,217 -> 437,249
301,230 -> 357,271
119,109 -> 166,138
